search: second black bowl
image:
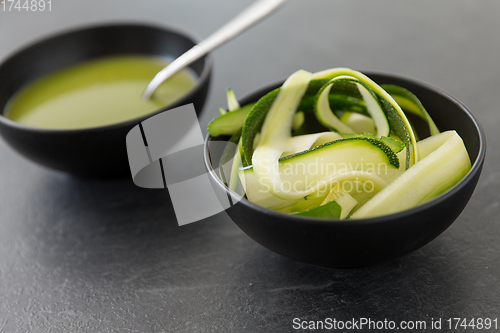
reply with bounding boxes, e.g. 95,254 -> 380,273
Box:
204,72 -> 486,268
0,23 -> 212,177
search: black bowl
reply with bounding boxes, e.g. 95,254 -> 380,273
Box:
0,23 -> 212,177
204,72 -> 486,268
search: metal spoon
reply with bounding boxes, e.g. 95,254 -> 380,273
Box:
142,0 -> 287,100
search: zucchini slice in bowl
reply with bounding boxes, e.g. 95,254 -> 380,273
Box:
204,72 -> 485,268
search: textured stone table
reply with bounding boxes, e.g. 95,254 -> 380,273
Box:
0,1 -> 499,332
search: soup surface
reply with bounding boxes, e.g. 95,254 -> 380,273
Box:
4,55 -> 197,129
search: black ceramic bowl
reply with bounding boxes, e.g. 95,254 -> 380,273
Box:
0,23 -> 212,177
204,72 -> 486,268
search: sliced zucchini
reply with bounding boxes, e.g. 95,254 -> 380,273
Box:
276,136 -> 400,179
340,112 -> 376,134
240,169 -> 388,213
251,70 -> 314,200
312,68 -> 419,168
211,67 -> 469,220
315,75 -> 391,138
292,111 -> 305,131
340,133 -> 405,155
314,76 -> 356,133
299,94 -> 367,115
207,103 -> 255,137
351,131 -> 470,218
320,186 -> 358,219
218,128 -> 242,185
235,131 -> 341,208
242,89 -> 280,163
242,88 -> 369,163
229,137 -> 244,191
380,136 -> 405,154
218,88 -> 241,116
227,88 -> 240,111
282,131 -> 342,158
245,136 -> 401,201
356,82 -> 390,137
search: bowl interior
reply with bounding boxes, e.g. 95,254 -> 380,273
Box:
0,24 -> 209,123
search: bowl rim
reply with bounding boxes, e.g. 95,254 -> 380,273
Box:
203,71 -> 486,226
0,22 -> 213,133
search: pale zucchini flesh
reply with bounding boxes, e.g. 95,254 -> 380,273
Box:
252,70 -> 314,200
227,88 -> 240,111
351,131 -> 470,218
381,84 -> 440,136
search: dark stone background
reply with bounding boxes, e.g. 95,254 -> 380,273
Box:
0,1 -> 498,332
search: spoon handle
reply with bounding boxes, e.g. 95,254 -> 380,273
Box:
143,0 -> 287,100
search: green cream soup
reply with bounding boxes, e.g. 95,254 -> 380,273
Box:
4,55 -> 197,129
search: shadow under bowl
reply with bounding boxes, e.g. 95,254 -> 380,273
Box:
204,72 -> 486,268
0,23 -> 212,177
